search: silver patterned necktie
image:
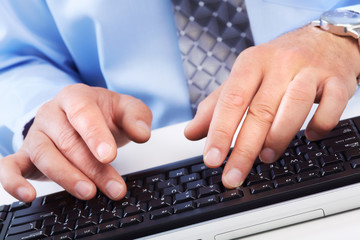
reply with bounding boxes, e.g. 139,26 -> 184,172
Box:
172,0 -> 254,115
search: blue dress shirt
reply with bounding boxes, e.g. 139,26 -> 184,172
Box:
0,0 -> 358,156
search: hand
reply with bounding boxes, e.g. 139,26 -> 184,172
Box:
185,25 -> 360,188
0,84 -> 152,202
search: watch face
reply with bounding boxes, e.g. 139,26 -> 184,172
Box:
322,9 -> 360,25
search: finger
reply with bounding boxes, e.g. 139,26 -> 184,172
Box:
259,69 -> 317,163
203,48 -> 263,168
56,84 -> 118,163
25,128 -> 99,200
34,105 -> 126,200
0,152 -> 37,202
221,68 -> 292,188
305,77 -> 350,140
57,85 -> 152,164
112,93 -> 152,144
184,86 -> 222,141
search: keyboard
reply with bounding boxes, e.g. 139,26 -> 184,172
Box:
1,116 -> 360,240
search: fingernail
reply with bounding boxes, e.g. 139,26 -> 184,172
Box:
306,130 -> 321,141
106,180 -> 124,199
97,142 -> 112,161
204,148 -> 222,167
136,120 -> 151,134
75,181 -> 93,199
260,148 -> 276,163
223,168 -> 243,188
17,187 -> 32,201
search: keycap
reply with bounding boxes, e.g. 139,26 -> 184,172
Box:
173,190 -> 196,204
123,203 -> 147,217
273,176 -> 296,188
7,221 -> 42,236
0,212 -> 7,221
197,184 -> 221,198
345,147 -> 360,161
350,158 -> 360,169
120,215 -> 143,227
202,167 -> 222,179
157,179 -> 177,189
186,179 -> 207,191
270,166 -> 294,179
148,197 -> 172,211
75,226 -> 97,238
173,201 -> 196,214
9,201 -> 31,211
195,195 -> 218,208
145,174 -> 166,185
321,164 -> 343,176
296,143 -> 319,155
219,189 -> 243,202
168,168 -> 188,178
150,207 -> 173,220
179,173 -> 200,184
250,183 -> 273,194
319,154 -> 343,167
6,228 -> 50,240
98,221 -> 118,233
246,172 -> 270,186
297,170 -> 320,182
295,159 -> 320,173
352,117 -> 360,131
191,163 -> 208,173
281,155 -> 303,166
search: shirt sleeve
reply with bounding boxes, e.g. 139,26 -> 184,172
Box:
0,0 -> 82,153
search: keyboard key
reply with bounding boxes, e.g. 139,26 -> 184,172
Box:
173,190 -> 197,204
186,179 -> 207,191
270,166 -> 294,179
219,189 -> 243,202
321,164 -> 343,176
145,174 -> 166,185
52,232 -> 74,240
150,207 -> 173,220
52,221 -> 76,235
173,201 -> 196,214
273,176 -> 296,188
250,183 -> 273,194
157,179 -> 177,189
297,170 -> 320,182
345,147 -> 360,161
76,216 -> 98,229
197,184 -> 221,198
180,173 -> 200,184
75,226 -> 97,238
350,158 -> 360,168
202,167 -> 222,179
281,155 -> 303,166
191,163 -> 208,173
319,154 -> 343,167
0,211 -> 7,221
148,196 -> 172,211
168,168 -> 188,178
6,228 -> 50,240
7,221 -> 42,236
295,159 -> 320,173
9,201 -> 31,211
123,203 -> 147,217
353,117 -> 360,131
163,185 -> 183,196
246,172 -> 270,186
120,215 -> 143,227
98,221 -> 118,233
296,143 -> 319,155
195,195 -> 218,208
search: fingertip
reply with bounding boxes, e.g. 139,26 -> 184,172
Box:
259,148 -> 276,163
74,180 -> 97,200
135,120 -> 151,142
222,168 -> 244,189
96,142 -> 116,163
16,185 -> 36,203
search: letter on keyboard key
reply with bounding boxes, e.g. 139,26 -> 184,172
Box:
173,201 -> 196,214
219,189 -> 243,202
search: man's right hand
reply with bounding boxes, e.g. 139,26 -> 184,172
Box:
0,84 -> 153,202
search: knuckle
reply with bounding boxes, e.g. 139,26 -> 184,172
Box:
219,90 -> 246,112
232,145 -> 258,165
57,128 -> 82,156
248,102 -> 276,125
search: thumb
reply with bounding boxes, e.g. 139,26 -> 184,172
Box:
0,151 -> 37,202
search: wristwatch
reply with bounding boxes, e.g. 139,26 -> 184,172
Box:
312,6 -> 360,85
312,7 -> 360,39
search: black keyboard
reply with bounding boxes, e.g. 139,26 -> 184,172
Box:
1,116 -> 360,240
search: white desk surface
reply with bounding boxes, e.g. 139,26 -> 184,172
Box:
1,88 -> 359,239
